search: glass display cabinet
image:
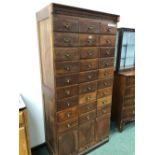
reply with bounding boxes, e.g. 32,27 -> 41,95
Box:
112,28 -> 135,131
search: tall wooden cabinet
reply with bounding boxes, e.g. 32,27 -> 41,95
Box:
112,28 -> 135,131
36,3 -> 119,155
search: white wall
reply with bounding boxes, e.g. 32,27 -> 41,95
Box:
19,0 -> 136,147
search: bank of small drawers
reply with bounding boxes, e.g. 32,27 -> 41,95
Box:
54,14 -> 116,153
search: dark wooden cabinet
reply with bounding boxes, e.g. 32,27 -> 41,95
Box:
37,3 -> 119,155
112,28 -> 135,132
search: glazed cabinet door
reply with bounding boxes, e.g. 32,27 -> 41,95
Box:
96,114 -> 110,142
78,120 -> 95,152
19,127 -> 28,155
58,129 -> 78,155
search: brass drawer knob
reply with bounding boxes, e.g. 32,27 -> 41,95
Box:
63,38 -> 71,43
66,79 -> 70,84
67,124 -> 71,128
106,50 -> 110,55
102,109 -> 106,113
86,96 -> 91,100
87,87 -> 92,91
106,40 -> 111,44
87,64 -> 92,69
66,102 -> 70,107
65,53 -> 71,58
65,66 -> 71,71
65,90 -> 70,95
66,113 -> 71,118
87,51 -> 93,56
87,75 -> 92,79
86,116 -> 90,120
63,22 -> 71,29
88,25 -> 95,30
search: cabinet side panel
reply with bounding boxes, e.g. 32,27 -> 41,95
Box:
37,11 -> 57,154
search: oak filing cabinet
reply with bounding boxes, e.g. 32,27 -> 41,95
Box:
36,3 -> 119,155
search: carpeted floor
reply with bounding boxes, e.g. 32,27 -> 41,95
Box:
32,121 -> 135,155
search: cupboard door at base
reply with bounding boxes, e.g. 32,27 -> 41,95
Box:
96,114 -> 110,142
19,127 -> 28,155
79,120 -> 95,152
58,129 -> 78,155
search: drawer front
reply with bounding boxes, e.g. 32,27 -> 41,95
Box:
122,106 -> 135,119
79,19 -> 100,33
125,86 -> 135,97
79,92 -> 97,104
99,58 -> 114,69
97,96 -> 112,108
124,96 -> 135,107
55,48 -> 79,61
79,81 -> 97,95
55,61 -> 80,75
100,35 -> 116,47
56,85 -> 78,100
97,105 -> 111,117
19,111 -> 24,125
126,76 -> 135,86
97,87 -> 112,99
54,33 -> 79,47
98,78 -> 113,89
100,22 -> 116,34
79,70 -> 98,83
79,101 -> 96,115
79,110 -> 96,124
56,74 -> 79,87
79,34 -> 100,46
80,47 -> 98,59
57,96 -> 78,111
98,68 -> 114,79
57,106 -> 78,122
80,59 -> 98,72
99,47 -> 115,58
53,15 -> 78,32
57,118 -> 78,133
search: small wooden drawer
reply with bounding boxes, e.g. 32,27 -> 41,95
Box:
54,33 -> 79,47
98,78 -> 113,89
56,74 -> 79,87
125,86 -> 135,97
79,81 -> 97,94
79,47 -> 98,59
56,96 -> 78,111
79,70 -> 98,83
122,106 -> 135,119
79,92 -> 97,104
79,34 -> 100,46
79,18 -> 100,33
57,106 -> 78,122
79,110 -> 96,124
97,87 -> 112,99
53,15 -> 78,32
57,118 -> 78,133
100,22 -> 117,34
99,58 -> 114,69
126,76 -> 135,86
97,96 -> 112,108
19,111 -> 24,125
100,35 -> 116,47
124,96 -> 135,107
55,48 -> 79,61
97,105 -> 111,117
99,47 -> 115,58
79,101 -> 96,115
56,85 -> 78,100
98,68 -> 114,79
55,61 -> 80,75
80,59 -> 98,72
